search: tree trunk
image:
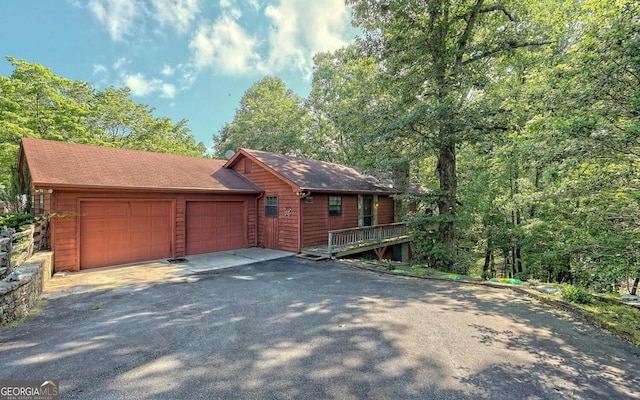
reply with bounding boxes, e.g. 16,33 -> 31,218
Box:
437,141 -> 457,266
515,209 -> 522,274
530,167 -> 541,217
392,160 -> 410,222
482,240 -> 492,280
631,277 -> 640,296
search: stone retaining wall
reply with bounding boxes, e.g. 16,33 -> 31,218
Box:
0,252 -> 53,325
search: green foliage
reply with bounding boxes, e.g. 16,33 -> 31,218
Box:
0,57 -> 207,186
213,77 -> 310,158
409,208 -> 469,274
345,0 -> 555,270
562,285 -> 594,305
0,212 -> 34,230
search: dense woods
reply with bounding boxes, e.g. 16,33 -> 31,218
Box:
1,0 -> 637,292
216,0 -> 639,291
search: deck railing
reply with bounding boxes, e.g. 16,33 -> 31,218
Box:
327,222 -> 410,256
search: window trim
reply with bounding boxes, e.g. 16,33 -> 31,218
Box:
265,195 -> 278,217
328,195 -> 342,216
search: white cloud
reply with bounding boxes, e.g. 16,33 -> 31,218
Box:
150,0 -> 200,34
247,0 -> 260,11
87,0 -> 141,41
85,0 -> 353,83
123,73 -> 159,96
188,0 -> 352,78
161,64 -> 175,76
219,0 -> 242,19
189,16 -> 260,75
113,57 -> 130,70
160,82 -> 177,98
263,0 -> 351,77
176,63 -> 197,89
86,0 -> 200,41
119,71 -> 177,99
93,64 -> 108,75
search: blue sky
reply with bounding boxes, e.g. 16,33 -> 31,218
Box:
0,0 -> 357,151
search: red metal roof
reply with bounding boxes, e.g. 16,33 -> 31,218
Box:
227,149 -> 399,193
20,138 -> 261,192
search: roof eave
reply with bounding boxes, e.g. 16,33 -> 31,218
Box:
300,187 -> 401,195
32,182 -> 263,194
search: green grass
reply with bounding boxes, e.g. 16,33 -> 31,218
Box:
582,301 -> 640,346
368,262 -> 483,281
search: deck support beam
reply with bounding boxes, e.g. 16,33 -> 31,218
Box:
373,246 -> 387,261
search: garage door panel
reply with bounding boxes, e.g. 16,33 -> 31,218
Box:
186,201 -> 246,255
80,201 -> 172,269
107,217 -> 129,232
106,203 -> 129,217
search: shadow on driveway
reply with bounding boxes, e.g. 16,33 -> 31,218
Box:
2,257 -> 639,399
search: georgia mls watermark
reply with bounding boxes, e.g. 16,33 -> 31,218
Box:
0,380 -> 59,400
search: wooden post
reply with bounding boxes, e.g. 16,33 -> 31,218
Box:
0,227 -> 9,270
328,231 -> 334,258
6,228 -> 15,274
401,242 -> 410,263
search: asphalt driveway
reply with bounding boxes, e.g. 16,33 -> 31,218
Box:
1,257 -> 639,399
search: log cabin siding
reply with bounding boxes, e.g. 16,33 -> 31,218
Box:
41,189 -> 256,272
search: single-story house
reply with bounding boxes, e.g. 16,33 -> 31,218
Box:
18,138 -> 404,272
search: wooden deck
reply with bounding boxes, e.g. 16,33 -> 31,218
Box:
301,223 -> 411,260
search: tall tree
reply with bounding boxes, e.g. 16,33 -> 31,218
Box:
347,0 -> 551,271
308,46 -> 386,167
213,77 -> 310,158
0,57 -> 206,196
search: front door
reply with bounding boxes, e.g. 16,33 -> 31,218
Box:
362,195 -> 373,226
264,217 -> 279,248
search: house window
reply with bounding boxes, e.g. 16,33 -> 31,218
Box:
265,196 -> 278,217
39,193 -> 44,215
329,196 -> 342,216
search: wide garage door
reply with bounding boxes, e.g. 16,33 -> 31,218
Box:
80,201 -> 172,269
186,201 -> 246,255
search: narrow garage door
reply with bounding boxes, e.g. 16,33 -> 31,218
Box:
186,201 -> 246,255
80,201 -> 172,269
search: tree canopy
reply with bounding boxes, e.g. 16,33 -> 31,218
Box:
212,77 -> 311,158
215,0 -> 638,290
0,57 -> 207,194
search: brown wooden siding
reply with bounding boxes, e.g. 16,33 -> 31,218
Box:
232,160 -> 300,252
301,194 -> 358,248
377,195 -> 395,224
45,189 -> 256,272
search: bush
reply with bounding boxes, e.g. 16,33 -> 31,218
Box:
562,285 -> 593,304
0,212 -> 34,231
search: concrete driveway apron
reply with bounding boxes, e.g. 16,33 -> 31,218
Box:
43,248 -> 293,299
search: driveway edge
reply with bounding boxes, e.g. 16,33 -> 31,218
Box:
340,259 -> 638,347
